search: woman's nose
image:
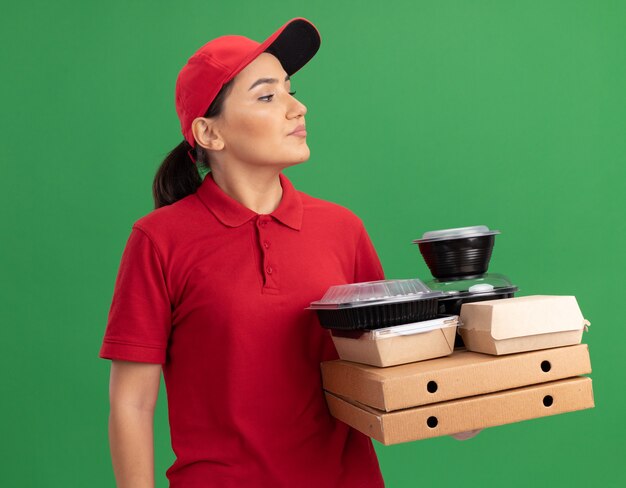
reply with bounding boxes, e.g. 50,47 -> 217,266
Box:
288,96 -> 307,119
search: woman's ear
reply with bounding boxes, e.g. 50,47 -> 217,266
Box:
191,117 -> 225,151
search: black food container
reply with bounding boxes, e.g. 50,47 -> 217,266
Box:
425,273 -> 519,347
414,226 -> 500,279
308,279 -> 446,331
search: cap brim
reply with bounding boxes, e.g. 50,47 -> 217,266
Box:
229,18 -> 321,81
262,18 -> 321,75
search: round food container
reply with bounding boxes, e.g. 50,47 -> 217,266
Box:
413,225 -> 500,279
426,273 -> 518,315
308,279 -> 446,330
425,273 -> 519,348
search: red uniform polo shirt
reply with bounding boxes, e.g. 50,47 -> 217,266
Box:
100,173 -> 386,488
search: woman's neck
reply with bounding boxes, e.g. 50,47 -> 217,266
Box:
209,166 -> 284,215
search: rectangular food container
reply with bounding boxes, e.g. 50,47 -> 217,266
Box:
309,279 -> 446,330
330,316 -> 458,367
459,295 -> 589,355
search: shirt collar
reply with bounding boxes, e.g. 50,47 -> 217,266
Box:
196,172 -> 303,231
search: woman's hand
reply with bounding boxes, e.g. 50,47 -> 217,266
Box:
450,429 -> 483,441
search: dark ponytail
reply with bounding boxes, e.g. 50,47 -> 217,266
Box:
152,79 -> 235,209
152,140 -> 200,209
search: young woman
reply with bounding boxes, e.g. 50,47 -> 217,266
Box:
100,18 -> 386,487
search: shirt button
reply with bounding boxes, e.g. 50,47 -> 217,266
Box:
263,241 -> 271,249
266,266 -> 273,275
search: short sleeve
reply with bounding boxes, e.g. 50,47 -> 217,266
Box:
99,226 -> 172,364
354,224 -> 385,282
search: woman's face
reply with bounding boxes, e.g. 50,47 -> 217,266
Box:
207,52 -> 309,170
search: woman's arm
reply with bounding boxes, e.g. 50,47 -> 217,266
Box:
108,360 -> 162,488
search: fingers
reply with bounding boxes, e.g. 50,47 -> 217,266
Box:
450,429 -> 483,441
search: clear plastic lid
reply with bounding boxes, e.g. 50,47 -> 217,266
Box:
413,225 -> 500,244
367,315 -> 458,339
425,273 -> 517,294
309,279 -> 446,309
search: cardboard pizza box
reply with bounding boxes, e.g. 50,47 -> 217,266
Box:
321,344 -> 591,412
326,376 -> 594,445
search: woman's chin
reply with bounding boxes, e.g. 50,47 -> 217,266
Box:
280,157 -> 310,170
285,146 -> 311,166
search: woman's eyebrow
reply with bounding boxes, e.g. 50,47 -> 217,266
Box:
248,74 -> 290,91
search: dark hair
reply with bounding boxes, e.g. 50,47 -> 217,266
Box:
152,79 -> 235,209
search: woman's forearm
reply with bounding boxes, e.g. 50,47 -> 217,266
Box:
109,404 -> 155,488
107,360 -> 161,487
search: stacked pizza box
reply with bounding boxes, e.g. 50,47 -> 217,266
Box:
312,227 -> 594,445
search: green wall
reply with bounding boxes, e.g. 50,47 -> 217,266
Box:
1,1 -> 624,486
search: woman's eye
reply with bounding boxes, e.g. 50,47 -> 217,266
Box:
258,90 -> 297,102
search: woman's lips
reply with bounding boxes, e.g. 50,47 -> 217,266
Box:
289,125 -> 307,137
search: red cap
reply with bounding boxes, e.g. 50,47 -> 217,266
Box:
175,18 -> 321,147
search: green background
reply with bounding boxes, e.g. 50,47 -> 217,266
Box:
1,0 -> 624,486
